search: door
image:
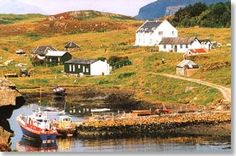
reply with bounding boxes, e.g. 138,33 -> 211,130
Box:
174,45 -> 177,52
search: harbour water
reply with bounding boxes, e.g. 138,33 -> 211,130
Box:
8,94 -> 231,153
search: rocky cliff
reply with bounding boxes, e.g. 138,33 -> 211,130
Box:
135,0 -> 229,20
0,78 -> 25,152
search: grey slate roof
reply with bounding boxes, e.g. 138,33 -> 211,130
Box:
32,46 -> 57,56
65,41 -> 80,49
199,39 -> 211,43
65,58 -> 97,64
159,37 -> 197,45
176,60 -> 199,68
137,21 -> 162,33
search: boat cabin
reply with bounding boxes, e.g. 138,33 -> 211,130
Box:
59,115 -> 72,122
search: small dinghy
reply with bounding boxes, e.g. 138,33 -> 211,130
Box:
53,87 -> 66,96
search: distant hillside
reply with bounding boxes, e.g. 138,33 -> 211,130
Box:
0,14 -> 45,24
0,10 -> 138,36
135,0 -> 229,20
170,2 -> 231,28
36,10 -> 136,34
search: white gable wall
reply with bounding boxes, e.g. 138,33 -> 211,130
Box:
153,20 -> 178,45
90,60 -> 110,76
135,20 -> 178,46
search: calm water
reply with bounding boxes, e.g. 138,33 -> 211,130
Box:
8,95 -> 231,153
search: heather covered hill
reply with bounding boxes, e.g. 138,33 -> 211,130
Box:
0,10 -> 139,36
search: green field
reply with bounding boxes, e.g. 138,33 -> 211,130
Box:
0,11 -> 231,106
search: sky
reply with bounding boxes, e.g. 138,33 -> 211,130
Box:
0,0 -> 156,16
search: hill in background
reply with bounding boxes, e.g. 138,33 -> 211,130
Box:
135,0 -> 229,20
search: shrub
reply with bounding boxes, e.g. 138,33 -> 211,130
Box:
25,32 -> 42,41
118,72 -> 136,79
97,57 -> 107,61
2,47 -> 8,51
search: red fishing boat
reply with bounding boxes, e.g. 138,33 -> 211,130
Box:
17,110 -> 58,144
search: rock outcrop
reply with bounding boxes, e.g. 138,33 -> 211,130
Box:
0,78 -> 25,152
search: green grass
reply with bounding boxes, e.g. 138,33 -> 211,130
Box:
0,14 -> 45,24
0,13 -> 230,106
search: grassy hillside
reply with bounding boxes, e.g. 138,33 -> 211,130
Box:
0,11 -> 231,106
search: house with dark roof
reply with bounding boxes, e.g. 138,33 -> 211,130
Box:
64,41 -> 80,51
32,46 -> 57,57
158,37 -> 202,53
199,39 -> 212,51
176,60 -> 199,77
45,50 -> 72,66
135,20 -> 177,46
64,58 -> 110,76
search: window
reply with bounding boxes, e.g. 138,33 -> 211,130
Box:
180,44 -> 183,48
69,65 -> 72,72
164,45 -> 166,49
186,45 -> 188,48
158,31 -> 163,35
172,31 -> 174,36
83,66 -> 85,72
72,65 -> 75,72
86,68 -> 89,73
49,58 -> 52,62
78,65 -> 81,69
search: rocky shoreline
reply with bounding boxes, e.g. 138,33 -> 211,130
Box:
0,78 -> 25,152
77,111 -> 231,139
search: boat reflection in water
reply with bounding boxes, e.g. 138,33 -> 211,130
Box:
16,137 -> 58,152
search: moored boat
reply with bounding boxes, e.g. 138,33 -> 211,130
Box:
53,87 -> 66,96
16,110 -> 58,144
55,115 -> 76,137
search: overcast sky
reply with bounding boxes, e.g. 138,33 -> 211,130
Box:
0,0 -> 156,16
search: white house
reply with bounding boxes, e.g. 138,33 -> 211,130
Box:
135,20 -> 178,46
64,59 -> 110,76
199,39 -> 212,51
158,37 -> 202,53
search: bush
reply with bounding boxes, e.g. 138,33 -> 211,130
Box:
25,32 -> 42,41
118,72 -> 136,79
97,57 -> 107,61
108,56 -> 132,69
97,80 -> 110,85
2,47 -> 8,51
31,57 -> 45,66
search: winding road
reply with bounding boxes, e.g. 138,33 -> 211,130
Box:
156,73 -> 231,103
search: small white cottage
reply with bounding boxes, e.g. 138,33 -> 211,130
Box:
158,37 -> 202,53
135,20 -> 178,46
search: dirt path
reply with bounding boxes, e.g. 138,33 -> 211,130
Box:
156,73 -> 231,103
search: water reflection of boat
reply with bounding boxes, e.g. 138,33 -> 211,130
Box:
91,108 -> 111,113
16,137 -> 57,152
16,110 -> 58,144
